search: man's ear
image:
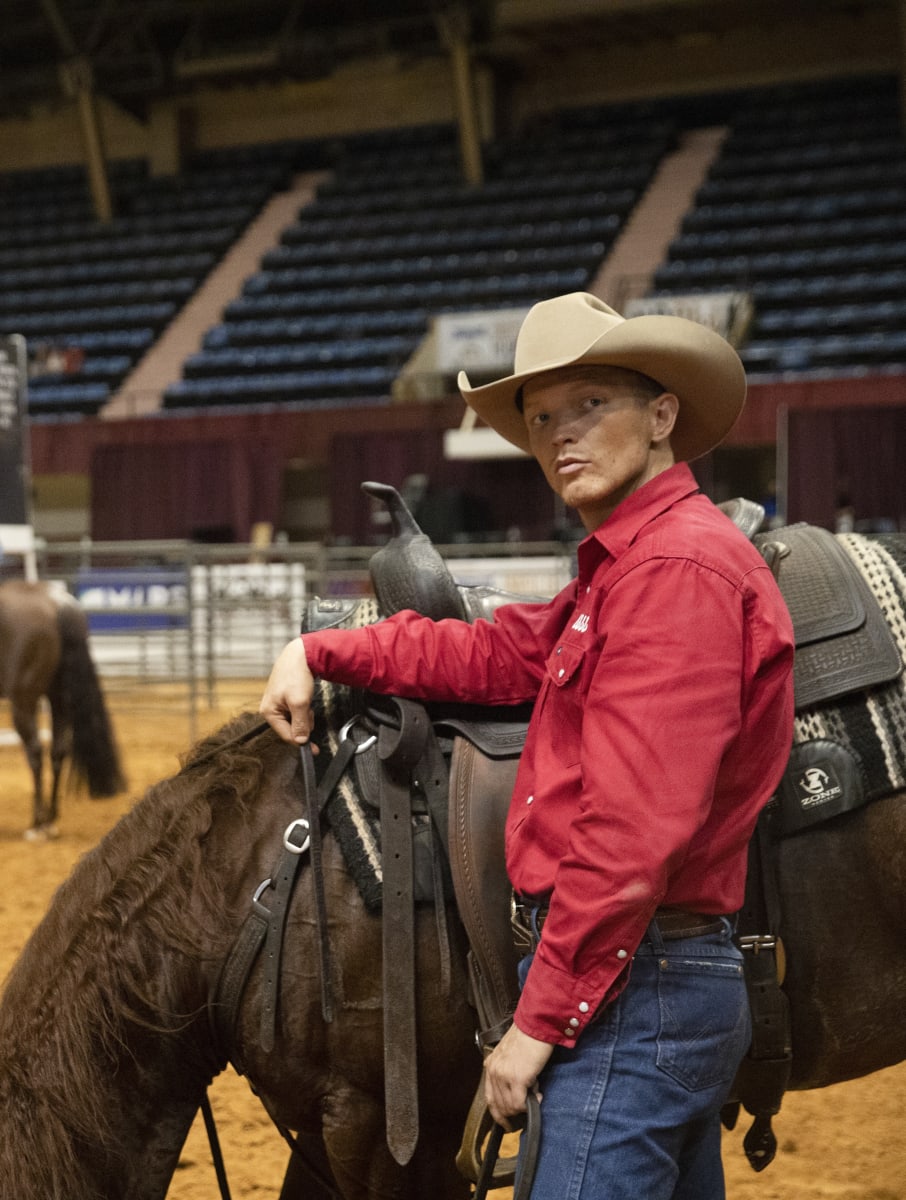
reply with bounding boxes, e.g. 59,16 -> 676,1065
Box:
651,392 -> 679,445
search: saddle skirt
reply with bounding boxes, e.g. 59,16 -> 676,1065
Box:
754,523 -> 901,711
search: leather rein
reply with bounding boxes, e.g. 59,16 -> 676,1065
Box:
202,719 -> 363,1199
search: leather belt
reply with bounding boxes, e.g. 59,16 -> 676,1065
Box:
511,897 -> 725,946
654,907 -> 726,939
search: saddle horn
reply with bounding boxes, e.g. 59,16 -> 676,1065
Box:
362,481 -> 467,622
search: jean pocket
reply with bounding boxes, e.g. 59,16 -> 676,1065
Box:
655,954 -> 750,1092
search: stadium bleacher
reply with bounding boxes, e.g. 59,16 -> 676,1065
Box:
1,148 -> 296,418
6,72 -> 906,419
649,73 -> 906,377
163,113 -> 675,410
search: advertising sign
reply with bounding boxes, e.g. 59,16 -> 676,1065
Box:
75,568 -> 189,631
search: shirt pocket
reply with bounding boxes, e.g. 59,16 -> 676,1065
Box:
540,639 -> 588,766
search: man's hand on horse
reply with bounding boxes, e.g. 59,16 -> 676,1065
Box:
484,1022 -> 553,1128
259,638 -> 318,749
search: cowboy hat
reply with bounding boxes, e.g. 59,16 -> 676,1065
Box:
457,292 -> 746,461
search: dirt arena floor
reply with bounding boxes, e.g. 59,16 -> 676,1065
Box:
1,682 -> 905,1199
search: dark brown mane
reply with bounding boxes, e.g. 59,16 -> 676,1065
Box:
0,710 -> 281,1199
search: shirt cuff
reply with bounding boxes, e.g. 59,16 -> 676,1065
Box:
514,950 -> 631,1046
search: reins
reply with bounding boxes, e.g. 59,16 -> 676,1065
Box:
203,720 -> 369,1200
200,1092 -> 232,1200
473,1092 -> 541,1200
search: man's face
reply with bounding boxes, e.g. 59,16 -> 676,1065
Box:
521,365 -> 678,531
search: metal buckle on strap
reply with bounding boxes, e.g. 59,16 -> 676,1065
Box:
510,895 -> 544,955
338,714 -> 377,754
283,817 -> 311,854
738,934 -> 777,954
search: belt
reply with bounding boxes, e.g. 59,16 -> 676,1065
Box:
511,896 -> 725,946
653,907 -> 726,940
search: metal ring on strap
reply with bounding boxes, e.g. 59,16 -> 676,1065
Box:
339,714 -> 377,754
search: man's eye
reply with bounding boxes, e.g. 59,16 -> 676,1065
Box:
531,412 -> 549,426
585,396 -> 603,408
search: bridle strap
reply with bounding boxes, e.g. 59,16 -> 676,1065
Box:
204,732 -> 360,1199
209,732 -> 357,1065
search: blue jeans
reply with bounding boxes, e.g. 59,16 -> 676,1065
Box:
517,918 -> 749,1200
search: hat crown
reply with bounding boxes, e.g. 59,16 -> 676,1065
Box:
514,293 -> 624,374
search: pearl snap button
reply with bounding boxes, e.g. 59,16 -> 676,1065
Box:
569,1017 -> 579,1028
558,668 -> 565,678
578,1001 -> 589,1013
526,794 -> 533,805
616,948 -> 628,960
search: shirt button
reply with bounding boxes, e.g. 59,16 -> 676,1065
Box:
526,794 -> 533,805
586,585 -> 591,594
558,668 -> 565,678
569,1017 -> 580,1028
563,1029 -> 575,1039
616,948 -> 629,960
578,1001 -> 590,1013
556,645 -> 563,655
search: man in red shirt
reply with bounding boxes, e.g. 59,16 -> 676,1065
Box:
260,292 -> 795,1198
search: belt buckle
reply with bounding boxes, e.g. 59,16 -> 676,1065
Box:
510,895 -> 535,956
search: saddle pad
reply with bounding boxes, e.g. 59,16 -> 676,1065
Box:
776,533 -> 906,833
755,525 -> 902,710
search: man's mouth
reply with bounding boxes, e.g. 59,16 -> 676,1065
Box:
555,457 -> 586,476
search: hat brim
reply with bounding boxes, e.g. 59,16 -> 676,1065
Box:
458,313 -> 746,462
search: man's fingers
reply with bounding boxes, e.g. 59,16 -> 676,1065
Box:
259,695 -> 313,745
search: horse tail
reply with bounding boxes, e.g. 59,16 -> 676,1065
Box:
54,599 -> 127,798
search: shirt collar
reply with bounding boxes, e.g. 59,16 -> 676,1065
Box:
578,462 -> 701,569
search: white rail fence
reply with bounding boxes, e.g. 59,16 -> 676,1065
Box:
14,539 -> 574,741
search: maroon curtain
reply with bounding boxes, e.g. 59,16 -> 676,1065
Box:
328,429 -> 560,543
91,438 -> 282,541
785,407 -> 906,531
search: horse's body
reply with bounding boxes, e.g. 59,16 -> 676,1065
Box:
0,579 -> 124,833
776,790 -> 906,1088
0,714 -> 478,1200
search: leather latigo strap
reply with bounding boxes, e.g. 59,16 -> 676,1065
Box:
377,698 -> 428,1166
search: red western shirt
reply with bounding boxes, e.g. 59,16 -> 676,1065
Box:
302,463 -> 795,1045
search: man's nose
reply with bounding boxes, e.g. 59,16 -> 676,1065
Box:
550,412 -> 578,443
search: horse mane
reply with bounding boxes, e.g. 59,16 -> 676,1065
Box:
0,711 -> 281,1198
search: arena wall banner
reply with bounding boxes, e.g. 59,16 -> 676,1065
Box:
624,292 -> 754,345
0,333 -> 36,576
434,306 -> 531,375
75,568 -> 190,632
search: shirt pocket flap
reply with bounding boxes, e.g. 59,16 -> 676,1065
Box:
546,640 -> 585,687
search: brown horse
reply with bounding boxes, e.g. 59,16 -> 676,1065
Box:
0,579 -> 125,835
0,709 -> 479,1200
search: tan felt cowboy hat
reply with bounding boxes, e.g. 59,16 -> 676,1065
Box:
457,292 -> 746,461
